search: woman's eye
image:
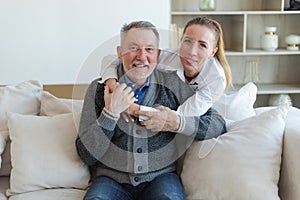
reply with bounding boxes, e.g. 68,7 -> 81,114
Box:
183,38 -> 192,44
198,43 -> 207,49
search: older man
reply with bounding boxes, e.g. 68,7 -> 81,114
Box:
76,21 -> 226,200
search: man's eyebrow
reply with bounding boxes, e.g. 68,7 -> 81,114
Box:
128,42 -> 138,46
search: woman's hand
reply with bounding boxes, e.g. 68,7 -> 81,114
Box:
104,83 -> 136,115
121,103 -> 140,122
105,78 -> 117,93
135,105 -> 180,132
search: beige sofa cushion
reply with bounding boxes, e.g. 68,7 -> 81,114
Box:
0,80 -> 42,169
181,105 -> 288,200
41,91 -> 83,116
0,80 -> 42,132
278,107 -> 300,200
8,189 -> 85,200
6,112 -> 90,196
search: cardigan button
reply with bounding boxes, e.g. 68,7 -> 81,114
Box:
136,129 -> 142,135
137,166 -> 143,171
137,148 -> 142,153
134,177 -> 140,182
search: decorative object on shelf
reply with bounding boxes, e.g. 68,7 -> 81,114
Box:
261,26 -> 278,51
285,34 -> 300,51
199,0 -> 216,11
285,0 -> 300,10
243,60 -> 260,84
268,94 -> 293,106
170,23 -> 183,48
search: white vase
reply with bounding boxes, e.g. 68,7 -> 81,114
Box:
285,34 -> 300,51
261,26 -> 278,51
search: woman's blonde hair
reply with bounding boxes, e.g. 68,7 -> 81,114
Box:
183,17 -> 232,88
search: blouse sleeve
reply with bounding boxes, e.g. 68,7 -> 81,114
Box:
99,54 -> 119,84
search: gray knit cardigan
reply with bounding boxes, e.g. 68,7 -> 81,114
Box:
76,67 -> 226,186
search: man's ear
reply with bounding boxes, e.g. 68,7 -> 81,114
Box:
157,48 -> 161,60
117,46 -> 122,62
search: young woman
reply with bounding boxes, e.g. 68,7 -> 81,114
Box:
100,16 -> 232,116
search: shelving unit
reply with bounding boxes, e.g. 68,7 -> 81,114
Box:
170,0 -> 300,108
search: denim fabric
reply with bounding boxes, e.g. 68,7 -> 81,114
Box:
84,173 -> 185,200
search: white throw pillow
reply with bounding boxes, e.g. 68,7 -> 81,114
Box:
0,80 -> 42,172
181,105 -> 288,200
213,82 -> 257,121
6,112 -> 90,195
0,80 -> 42,132
41,91 -> 83,116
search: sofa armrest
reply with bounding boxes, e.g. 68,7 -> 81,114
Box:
278,107 -> 300,200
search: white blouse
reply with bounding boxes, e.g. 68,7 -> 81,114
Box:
100,47 -> 226,116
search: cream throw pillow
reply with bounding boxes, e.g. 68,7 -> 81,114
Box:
181,105 -> 288,200
213,82 -> 257,121
6,112 -> 90,195
0,80 -> 42,132
41,91 -> 83,116
0,80 -> 42,171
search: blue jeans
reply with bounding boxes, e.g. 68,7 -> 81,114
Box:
84,172 -> 185,200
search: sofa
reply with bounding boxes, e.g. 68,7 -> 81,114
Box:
0,80 -> 299,200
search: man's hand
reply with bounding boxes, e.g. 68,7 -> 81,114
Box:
136,105 -> 180,132
104,83 -> 136,115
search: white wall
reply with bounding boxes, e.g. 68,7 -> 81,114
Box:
0,0 -> 170,84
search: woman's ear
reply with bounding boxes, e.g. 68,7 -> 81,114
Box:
210,47 -> 218,58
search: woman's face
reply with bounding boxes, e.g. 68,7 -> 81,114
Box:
179,24 -> 218,78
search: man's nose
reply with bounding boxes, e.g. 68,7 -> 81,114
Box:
136,48 -> 147,61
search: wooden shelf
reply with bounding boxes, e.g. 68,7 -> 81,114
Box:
171,11 -> 300,15
226,49 -> 300,56
232,83 -> 300,94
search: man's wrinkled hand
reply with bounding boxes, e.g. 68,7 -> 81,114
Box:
104,83 -> 136,115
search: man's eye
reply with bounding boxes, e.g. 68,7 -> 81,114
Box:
129,46 -> 139,52
145,47 -> 155,53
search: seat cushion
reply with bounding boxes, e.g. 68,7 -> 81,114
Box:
8,189 -> 86,200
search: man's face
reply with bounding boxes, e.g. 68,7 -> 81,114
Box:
117,28 -> 159,85
179,24 -> 218,75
